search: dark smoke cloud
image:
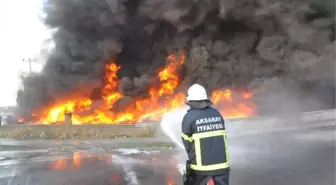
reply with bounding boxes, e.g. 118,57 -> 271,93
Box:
17,0 -> 335,117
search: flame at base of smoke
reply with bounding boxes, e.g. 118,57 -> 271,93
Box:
26,52 -> 256,125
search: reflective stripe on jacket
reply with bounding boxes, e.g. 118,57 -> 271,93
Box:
181,104 -> 230,175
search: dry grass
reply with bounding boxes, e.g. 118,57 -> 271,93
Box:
0,125 -> 156,140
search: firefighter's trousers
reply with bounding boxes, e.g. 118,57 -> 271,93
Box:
190,173 -> 230,185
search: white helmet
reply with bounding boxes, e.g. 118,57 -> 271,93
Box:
186,84 -> 208,101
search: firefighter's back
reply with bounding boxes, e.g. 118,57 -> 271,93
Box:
187,106 -> 230,176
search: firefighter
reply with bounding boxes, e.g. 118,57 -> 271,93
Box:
181,84 -> 230,185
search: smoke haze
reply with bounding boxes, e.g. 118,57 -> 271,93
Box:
17,0 -> 335,117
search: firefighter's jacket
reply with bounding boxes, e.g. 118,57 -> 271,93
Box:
181,101 -> 230,175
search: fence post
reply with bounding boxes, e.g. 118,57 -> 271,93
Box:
65,112 -> 72,126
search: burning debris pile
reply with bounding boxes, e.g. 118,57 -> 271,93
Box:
18,52 -> 255,124
17,0 -> 335,124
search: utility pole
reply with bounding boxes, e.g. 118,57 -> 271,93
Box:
22,58 -> 37,74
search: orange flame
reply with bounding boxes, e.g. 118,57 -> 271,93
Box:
32,51 -> 256,124
17,117 -> 24,123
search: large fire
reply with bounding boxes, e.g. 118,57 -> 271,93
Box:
30,52 -> 256,125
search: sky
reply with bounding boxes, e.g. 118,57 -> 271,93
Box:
0,0 -> 51,106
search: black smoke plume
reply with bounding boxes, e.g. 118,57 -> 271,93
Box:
17,0 -> 335,118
